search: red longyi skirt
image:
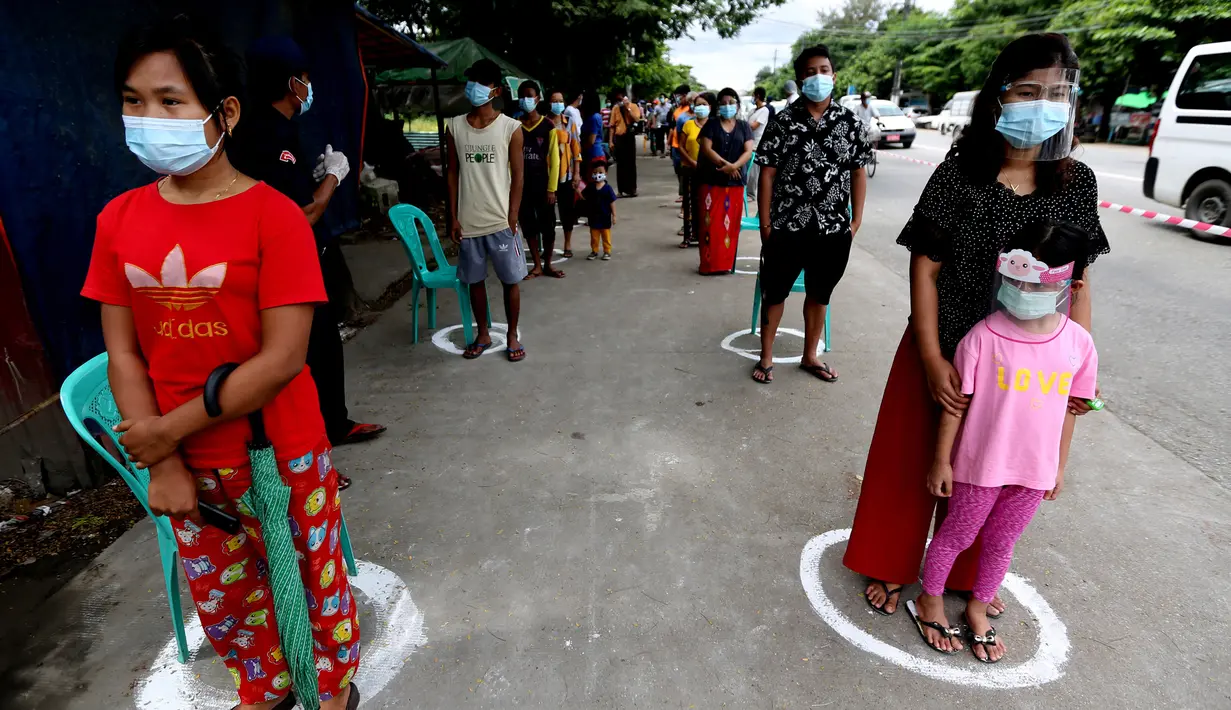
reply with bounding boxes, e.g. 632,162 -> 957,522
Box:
697,184 -> 742,275
843,325 -> 983,588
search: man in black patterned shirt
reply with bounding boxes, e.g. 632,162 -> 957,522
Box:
751,44 -> 871,384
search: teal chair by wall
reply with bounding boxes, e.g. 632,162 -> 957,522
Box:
59,352 -> 358,664
389,203 -> 490,345
749,273 -> 832,353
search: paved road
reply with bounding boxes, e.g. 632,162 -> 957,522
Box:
6,153 -> 1231,710
886,130 -> 1231,486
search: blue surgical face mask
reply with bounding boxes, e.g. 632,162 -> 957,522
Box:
802,74 -> 834,102
694,105 -> 711,119
123,113 -> 223,176
550,102 -> 565,115
997,281 -> 1061,320
293,77 -> 313,115
718,104 -> 737,120
521,97 -> 538,113
995,100 -> 1071,149
465,81 -> 493,107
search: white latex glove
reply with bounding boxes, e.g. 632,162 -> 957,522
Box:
316,144 -> 350,184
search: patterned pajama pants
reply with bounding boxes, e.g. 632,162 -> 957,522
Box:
920,482 -> 1045,602
172,437 -> 360,705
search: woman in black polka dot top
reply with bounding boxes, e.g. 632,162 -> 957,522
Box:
844,33 -> 1110,619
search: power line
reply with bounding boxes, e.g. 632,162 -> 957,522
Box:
755,9 -> 1068,35
707,23 -> 1107,47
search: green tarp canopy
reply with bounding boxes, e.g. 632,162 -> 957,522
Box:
375,37 -> 536,89
1114,91 -> 1158,110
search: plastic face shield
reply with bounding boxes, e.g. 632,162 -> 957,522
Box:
993,249 -> 1074,321
995,67 -> 1080,161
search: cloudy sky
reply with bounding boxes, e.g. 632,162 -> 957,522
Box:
667,0 -> 954,92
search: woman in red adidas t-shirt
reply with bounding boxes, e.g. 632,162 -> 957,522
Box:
82,20 -> 358,710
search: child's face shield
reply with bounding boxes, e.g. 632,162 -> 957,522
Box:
996,67 -> 1080,161
993,249 -> 1074,321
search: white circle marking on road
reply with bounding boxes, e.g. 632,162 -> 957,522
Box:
431,322 -> 520,357
734,256 -> 758,276
134,560 -> 426,708
721,327 -> 822,365
799,529 -> 1070,689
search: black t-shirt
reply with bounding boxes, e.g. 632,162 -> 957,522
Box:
229,104 -> 316,211
698,118 -> 754,187
897,158 -> 1110,358
520,116 -> 554,196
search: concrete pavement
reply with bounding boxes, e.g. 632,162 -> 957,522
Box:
5,154 -> 1231,709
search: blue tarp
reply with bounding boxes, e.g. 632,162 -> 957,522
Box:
0,0 -> 364,379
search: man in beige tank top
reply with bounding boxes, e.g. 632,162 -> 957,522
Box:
447,59 -> 528,362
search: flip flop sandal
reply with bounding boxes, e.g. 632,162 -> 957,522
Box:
800,362 -> 838,382
507,347 -> 527,363
905,599 -> 963,656
948,589 -> 1004,619
543,269 -> 566,278
563,250 -> 574,258
233,693 -> 296,710
751,363 -> 774,384
336,422 -> 386,445
337,473 -> 352,491
962,615 -> 1002,664
864,579 -> 902,616
463,342 -> 493,359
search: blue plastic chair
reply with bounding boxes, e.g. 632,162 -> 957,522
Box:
740,151 -> 759,233
750,272 -> 832,353
389,203 -> 490,345
60,352 -> 358,664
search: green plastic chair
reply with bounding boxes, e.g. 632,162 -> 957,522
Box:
389,203 -> 490,345
750,272 -> 832,353
740,151 -> 759,233
59,352 -> 358,665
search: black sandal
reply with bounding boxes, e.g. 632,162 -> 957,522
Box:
963,615 -> 1002,664
751,363 -> 773,384
800,362 -> 838,382
948,589 -> 1003,619
905,599 -> 962,655
864,579 -> 902,616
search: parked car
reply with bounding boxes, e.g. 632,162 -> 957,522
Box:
915,103 -> 946,130
905,106 -> 931,123
868,100 -> 916,148
1146,41 -> 1231,230
936,90 -> 978,135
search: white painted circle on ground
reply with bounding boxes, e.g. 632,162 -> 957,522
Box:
799,529 -> 1070,688
734,256 -> 759,276
134,560 -> 426,708
431,322 -> 520,357
526,248 -> 570,267
720,327 -> 821,365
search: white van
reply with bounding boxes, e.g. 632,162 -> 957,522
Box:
934,90 -> 978,135
1145,41 -> 1231,228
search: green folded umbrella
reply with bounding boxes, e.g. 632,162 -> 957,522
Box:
207,365 -> 319,710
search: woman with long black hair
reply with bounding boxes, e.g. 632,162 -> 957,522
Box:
844,33 -> 1109,619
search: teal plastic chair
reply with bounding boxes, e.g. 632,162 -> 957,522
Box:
750,272 -> 832,353
389,203 -> 490,345
740,151 -> 759,233
59,352 -> 358,664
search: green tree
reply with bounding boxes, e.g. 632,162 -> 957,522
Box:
365,0 -> 784,94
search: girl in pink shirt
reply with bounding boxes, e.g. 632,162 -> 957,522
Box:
907,221 -> 1098,663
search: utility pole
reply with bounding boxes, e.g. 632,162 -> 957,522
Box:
773,48 -> 778,73
890,0 -> 911,105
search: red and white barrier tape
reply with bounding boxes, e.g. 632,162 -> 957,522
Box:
877,151 -> 1230,238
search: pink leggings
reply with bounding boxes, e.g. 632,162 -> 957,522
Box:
921,483 -> 1044,602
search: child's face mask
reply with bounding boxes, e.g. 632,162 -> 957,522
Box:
993,248 -> 1074,320
592,172 -> 606,182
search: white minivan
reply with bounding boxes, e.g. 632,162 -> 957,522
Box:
1145,41 -> 1231,228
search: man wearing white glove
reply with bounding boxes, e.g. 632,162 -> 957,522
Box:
231,37 -> 385,462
